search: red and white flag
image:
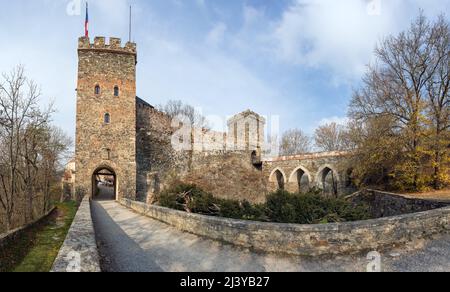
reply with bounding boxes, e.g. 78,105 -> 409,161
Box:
85,2 -> 89,37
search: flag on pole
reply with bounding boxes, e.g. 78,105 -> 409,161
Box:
85,2 -> 89,38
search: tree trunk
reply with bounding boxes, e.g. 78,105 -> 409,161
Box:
6,208 -> 12,231
433,123 -> 443,190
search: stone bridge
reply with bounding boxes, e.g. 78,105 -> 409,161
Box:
49,188 -> 450,272
261,151 -> 355,196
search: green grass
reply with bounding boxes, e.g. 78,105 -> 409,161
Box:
0,201 -> 78,272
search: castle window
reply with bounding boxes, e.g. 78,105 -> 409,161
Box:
104,113 -> 111,124
114,86 -> 119,97
103,148 -> 112,160
95,85 -> 101,95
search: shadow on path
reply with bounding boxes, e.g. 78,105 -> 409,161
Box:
94,185 -> 115,201
91,201 -> 164,272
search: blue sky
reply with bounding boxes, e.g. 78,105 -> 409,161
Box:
0,0 -> 449,140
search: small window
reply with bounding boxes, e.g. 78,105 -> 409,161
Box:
104,113 -> 111,124
95,85 -> 101,95
114,86 -> 119,97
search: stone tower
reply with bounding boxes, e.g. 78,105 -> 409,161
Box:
75,36 -> 137,200
227,110 -> 266,152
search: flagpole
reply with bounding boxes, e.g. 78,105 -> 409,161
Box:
129,5 -> 132,43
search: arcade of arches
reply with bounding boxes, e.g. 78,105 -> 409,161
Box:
265,152 -> 356,197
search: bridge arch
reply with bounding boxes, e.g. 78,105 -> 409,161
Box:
316,165 -> 340,197
269,168 -> 287,191
288,166 -> 312,194
92,164 -> 118,201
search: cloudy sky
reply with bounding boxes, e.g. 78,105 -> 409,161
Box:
0,0 -> 449,139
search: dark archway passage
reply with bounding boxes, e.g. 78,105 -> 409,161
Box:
269,168 -> 286,191
292,168 -> 310,194
275,170 -> 285,190
321,167 -> 338,198
93,167 -> 117,201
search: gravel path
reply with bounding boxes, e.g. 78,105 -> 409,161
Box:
91,200 -> 450,272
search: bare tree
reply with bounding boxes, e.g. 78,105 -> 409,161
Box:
34,126 -> 72,213
0,66 -> 70,231
279,129 -> 311,156
0,66 -> 47,229
158,100 -> 210,130
314,122 -> 348,152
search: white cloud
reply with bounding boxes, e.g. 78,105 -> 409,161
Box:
138,35 -> 279,121
91,0 -> 131,35
205,22 -> 227,46
243,5 -> 264,27
1,0 -> 448,145
269,0 -> 403,81
195,0 -> 205,7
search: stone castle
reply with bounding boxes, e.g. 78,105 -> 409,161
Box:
69,36 -> 355,204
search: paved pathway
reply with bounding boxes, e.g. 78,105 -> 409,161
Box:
91,200 -> 450,272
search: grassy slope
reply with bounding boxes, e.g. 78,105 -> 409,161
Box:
0,201 -> 78,272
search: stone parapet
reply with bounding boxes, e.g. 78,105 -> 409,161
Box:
0,207 -> 55,250
348,189 -> 450,218
78,36 -> 137,55
120,198 -> 450,256
51,197 -> 100,272
263,151 -> 349,162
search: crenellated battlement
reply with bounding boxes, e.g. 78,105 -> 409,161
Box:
78,36 -> 137,55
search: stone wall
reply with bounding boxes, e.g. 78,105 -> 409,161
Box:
135,100 -> 268,203
51,197 -> 100,272
348,189 -> 450,218
120,198 -> 450,256
186,151 -> 268,203
0,207 -> 55,251
134,103 -> 356,203
0,193 -> 53,234
135,100 -> 191,202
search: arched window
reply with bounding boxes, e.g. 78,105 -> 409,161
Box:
95,85 -> 101,95
114,86 -> 119,97
104,113 -> 111,124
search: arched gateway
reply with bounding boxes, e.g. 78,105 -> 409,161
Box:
92,167 -> 117,201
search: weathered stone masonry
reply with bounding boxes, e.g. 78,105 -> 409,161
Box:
263,152 -> 356,196
74,37 -> 267,202
74,36 -> 357,203
75,37 -> 137,200
135,98 -> 269,203
120,193 -> 450,256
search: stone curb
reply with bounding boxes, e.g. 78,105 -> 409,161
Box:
51,197 -> 101,272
